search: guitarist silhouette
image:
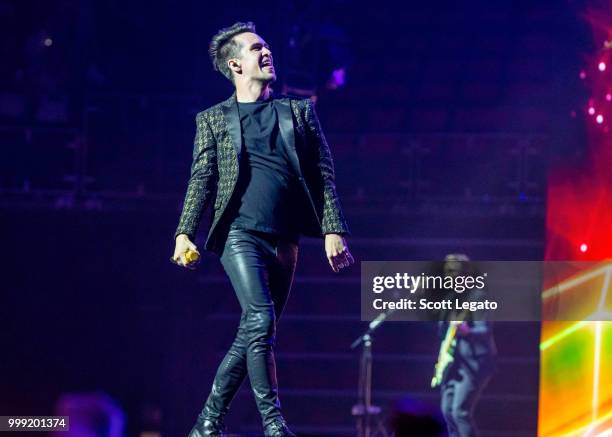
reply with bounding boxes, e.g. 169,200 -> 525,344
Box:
434,254 -> 497,437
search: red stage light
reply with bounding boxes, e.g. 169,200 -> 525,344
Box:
596,114 -> 604,124
580,243 -> 588,253
599,62 -> 607,71
589,107 -> 596,115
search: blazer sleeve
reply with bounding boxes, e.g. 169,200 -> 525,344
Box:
174,112 -> 218,240
303,99 -> 350,235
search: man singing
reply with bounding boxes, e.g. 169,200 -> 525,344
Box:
171,22 -> 353,437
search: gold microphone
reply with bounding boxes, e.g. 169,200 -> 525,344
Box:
184,249 -> 200,265
170,249 -> 200,267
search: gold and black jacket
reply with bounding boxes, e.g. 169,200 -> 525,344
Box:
175,93 -> 350,253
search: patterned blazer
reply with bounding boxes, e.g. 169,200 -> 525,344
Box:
175,93 -> 349,253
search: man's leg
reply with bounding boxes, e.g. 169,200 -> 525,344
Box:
189,231 -> 257,436
441,378 -> 459,437
449,362 -> 491,437
196,314 -> 248,423
255,238 -> 298,433
219,230 -> 297,429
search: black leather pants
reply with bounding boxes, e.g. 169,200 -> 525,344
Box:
199,228 -> 298,427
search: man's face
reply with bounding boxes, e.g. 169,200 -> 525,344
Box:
230,32 -> 276,83
443,261 -> 463,277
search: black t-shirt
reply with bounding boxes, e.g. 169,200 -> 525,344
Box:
227,98 -> 306,241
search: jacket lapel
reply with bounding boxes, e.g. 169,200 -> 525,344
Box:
275,99 -> 295,150
221,94 -> 242,159
275,98 -> 303,178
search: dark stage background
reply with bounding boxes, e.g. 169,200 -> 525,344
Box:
1,0 -> 591,435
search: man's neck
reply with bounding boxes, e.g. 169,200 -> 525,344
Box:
235,81 -> 272,103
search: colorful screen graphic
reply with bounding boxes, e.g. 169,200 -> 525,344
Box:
539,262 -> 612,436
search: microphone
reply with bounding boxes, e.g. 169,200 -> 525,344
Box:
351,308 -> 397,349
369,308 -> 396,331
185,249 -> 200,264
169,249 -> 201,268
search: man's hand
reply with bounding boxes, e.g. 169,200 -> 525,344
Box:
456,321 -> 471,336
325,233 -> 354,273
172,234 -> 200,269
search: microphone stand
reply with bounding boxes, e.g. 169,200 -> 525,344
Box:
350,310 -> 395,437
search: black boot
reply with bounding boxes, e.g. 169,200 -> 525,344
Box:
263,418 -> 297,437
188,415 -> 226,437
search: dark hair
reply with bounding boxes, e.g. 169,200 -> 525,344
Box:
209,21 -> 257,82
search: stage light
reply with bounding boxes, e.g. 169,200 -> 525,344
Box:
599,62 -> 607,72
580,243 -> 588,252
44,38 -> 53,47
596,114 -> 604,124
580,70 -> 587,79
607,94 -> 612,101
589,107 -> 596,115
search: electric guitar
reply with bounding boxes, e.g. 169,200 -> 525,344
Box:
431,320 -> 461,387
